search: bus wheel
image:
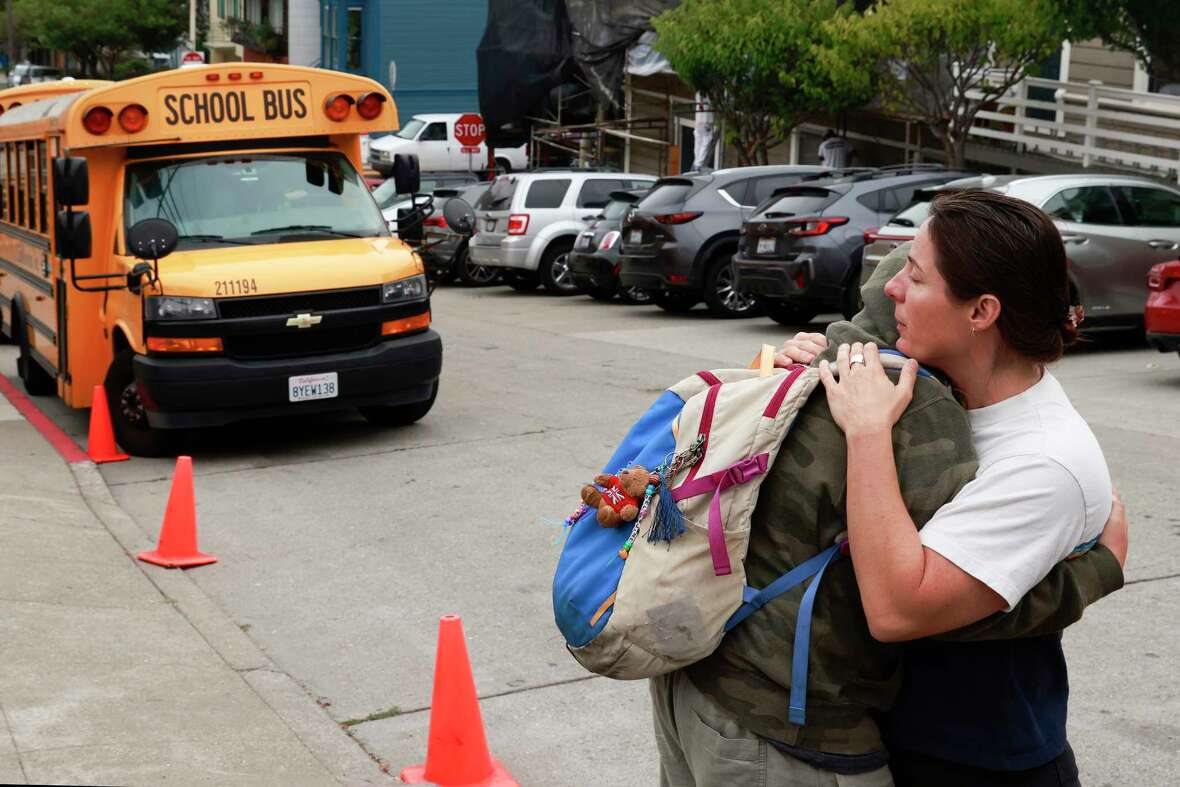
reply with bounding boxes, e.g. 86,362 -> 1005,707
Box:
14,310 -> 55,396
103,350 -> 177,457
360,381 -> 438,427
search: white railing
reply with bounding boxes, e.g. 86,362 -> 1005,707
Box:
967,76 -> 1180,183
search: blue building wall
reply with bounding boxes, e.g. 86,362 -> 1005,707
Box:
320,0 -> 487,129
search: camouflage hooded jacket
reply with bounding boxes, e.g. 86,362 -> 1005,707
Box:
684,245 -> 1124,755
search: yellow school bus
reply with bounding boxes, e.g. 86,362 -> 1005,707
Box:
0,65 -> 439,455
0,79 -> 112,114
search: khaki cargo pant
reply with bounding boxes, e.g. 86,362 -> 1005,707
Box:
651,671 -> 894,787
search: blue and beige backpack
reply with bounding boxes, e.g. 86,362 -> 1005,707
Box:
552,348 -> 930,725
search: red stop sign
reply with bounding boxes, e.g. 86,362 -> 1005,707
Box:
454,113 -> 486,147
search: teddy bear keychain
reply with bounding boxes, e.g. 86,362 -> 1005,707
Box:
581,466 -> 660,527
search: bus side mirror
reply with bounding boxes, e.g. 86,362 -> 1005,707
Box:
55,210 -> 91,258
392,153 -> 420,194
52,157 -> 89,206
126,218 -> 178,261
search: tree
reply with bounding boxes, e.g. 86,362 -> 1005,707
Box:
1070,0 -> 1180,87
842,0 -> 1095,168
653,0 -> 876,166
18,0 -> 184,78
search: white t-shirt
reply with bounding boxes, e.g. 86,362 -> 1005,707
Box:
919,371 -> 1111,610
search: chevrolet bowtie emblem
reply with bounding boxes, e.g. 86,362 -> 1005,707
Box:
286,313 -> 323,329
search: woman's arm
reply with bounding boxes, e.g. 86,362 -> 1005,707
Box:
820,341 -> 1007,642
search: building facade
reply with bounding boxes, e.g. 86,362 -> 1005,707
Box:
206,0 -> 320,66
319,0 -> 486,123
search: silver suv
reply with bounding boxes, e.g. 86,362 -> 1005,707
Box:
468,171 -> 657,293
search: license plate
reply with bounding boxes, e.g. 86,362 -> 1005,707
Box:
485,220 -> 496,232
629,229 -> 643,244
289,372 -> 338,402
757,237 -> 776,255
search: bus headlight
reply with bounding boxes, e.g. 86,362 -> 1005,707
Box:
145,296 -> 217,320
381,274 -> 428,303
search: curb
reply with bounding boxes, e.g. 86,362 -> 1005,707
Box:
71,460 -> 395,786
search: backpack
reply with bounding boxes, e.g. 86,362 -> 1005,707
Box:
552,351 -> 930,724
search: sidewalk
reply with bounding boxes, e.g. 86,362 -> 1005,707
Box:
0,388 -> 390,786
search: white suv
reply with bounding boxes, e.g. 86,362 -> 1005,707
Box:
369,113 -> 528,175
468,171 -> 658,294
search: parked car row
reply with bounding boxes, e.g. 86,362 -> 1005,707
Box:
384,161 -> 1180,340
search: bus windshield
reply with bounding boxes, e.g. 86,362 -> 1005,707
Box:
124,152 -> 389,250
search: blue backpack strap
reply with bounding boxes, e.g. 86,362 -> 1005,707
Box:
787,543 -> 843,726
878,347 -> 934,379
724,544 -> 839,632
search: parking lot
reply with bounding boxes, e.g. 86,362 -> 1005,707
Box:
5,285 -> 1179,785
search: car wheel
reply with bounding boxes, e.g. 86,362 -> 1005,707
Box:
703,252 -> 762,318
506,270 -> 540,291
494,157 -> 512,174
653,290 -> 699,313
14,309 -> 55,396
539,240 -> 580,295
453,245 -> 499,287
759,297 -> 819,327
360,381 -> 438,426
585,272 -> 618,301
617,285 -> 653,305
103,349 -> 179,457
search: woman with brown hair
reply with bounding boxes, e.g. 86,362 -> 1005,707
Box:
780,190 -> 1122,785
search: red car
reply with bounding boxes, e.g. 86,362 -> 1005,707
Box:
1146,260 -> 1180,356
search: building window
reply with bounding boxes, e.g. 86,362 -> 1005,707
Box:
347,7 -> 362,71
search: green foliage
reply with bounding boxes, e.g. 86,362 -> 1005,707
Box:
1072,0 -> 1180,85
113,58 -> 152,81
843,0 -> 1080,166
17,0 -> 184,77
653,0 -> 876,165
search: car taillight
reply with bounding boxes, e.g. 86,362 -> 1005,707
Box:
324,94 -> 354,121
356,92 -> 386,120
654,211 -> 702,225
118,104 -> 148,133
423,215 -> 447,228
599,231 -> 620,250
507,214 -> 529,235
1148,267 -> 1163,290
794,269 -> 807,290
83,106 -> 113,135
863,227 -> 879,243
788,217 -> 849,237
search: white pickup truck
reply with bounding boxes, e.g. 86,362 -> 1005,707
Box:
369,113 -> 528,176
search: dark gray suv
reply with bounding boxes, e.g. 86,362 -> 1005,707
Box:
617,165 -> 840,317
733,166 -> 974,325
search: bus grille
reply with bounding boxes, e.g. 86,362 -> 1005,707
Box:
218,287 -> 381,319
223,324 -> 380,360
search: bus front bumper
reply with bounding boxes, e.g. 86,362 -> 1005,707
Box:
133,330 -> 443,428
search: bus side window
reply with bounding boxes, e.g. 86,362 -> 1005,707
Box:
37,142 -> 46,233
15,141 -> 25,228
27,142 -> 37,232
0,142 -> 6,222
5,144 -> 13,225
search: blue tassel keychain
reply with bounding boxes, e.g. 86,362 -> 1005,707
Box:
647,434 -> 706,544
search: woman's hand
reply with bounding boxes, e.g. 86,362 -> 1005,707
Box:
818,341 -> 918,437
1098,486 -> 1128,568
774,331 -> 828,367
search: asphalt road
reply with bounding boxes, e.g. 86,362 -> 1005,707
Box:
4,286 -> 1178,785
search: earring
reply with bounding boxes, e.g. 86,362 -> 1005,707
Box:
971,327 -> 977,336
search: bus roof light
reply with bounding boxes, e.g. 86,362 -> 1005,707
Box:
118,104 -> 148,133
249,71 -> 263,79
356,92 -> 386,120
83,106 -> 113,135
228,72 -> 242,81
206,73 -> 220,82
324,94 -> 354,122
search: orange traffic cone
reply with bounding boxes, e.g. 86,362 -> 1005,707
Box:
400,615 -> 518,786
87,385 -> 129,463
137,456 -> 217,568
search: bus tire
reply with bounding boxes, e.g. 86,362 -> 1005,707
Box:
103,349 -> 178,457
360,380 -> 438,427
14,309 -> 55,396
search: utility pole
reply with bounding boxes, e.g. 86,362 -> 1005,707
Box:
6,0 -> 14,77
